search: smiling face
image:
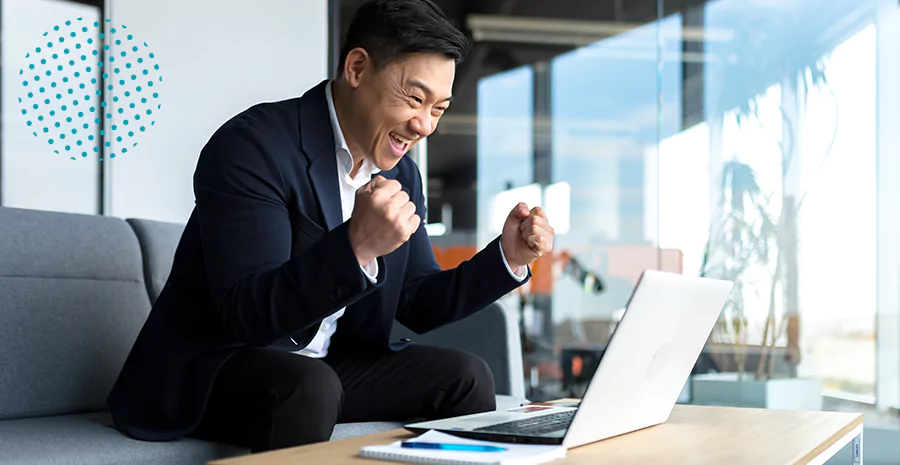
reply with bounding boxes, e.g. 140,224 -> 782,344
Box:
340,48 -> 455,171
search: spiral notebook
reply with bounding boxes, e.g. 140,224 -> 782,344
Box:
359,430 -> 566,465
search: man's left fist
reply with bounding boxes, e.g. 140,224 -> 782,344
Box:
501,202 -> 555,273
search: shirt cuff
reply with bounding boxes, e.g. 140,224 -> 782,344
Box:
360,258 -> 379,283
498,241 -> 528,282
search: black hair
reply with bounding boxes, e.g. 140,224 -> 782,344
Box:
337,0 -> 469,76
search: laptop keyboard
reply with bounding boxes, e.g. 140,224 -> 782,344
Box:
473,411 -> 576,435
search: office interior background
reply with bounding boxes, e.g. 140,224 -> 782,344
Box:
1,0 -> 899,462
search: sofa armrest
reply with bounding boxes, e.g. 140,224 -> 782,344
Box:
390,302 -> 525,398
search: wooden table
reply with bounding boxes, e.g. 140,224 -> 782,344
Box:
208,404 -> 864,465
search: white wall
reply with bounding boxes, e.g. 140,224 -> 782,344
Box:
107,0 -> 328,223
1,0 -> 101,214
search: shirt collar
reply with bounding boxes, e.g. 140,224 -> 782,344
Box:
325,80 -> 381,178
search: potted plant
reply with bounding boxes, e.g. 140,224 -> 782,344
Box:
691,158 -> 823,410
690,45 -> 837,410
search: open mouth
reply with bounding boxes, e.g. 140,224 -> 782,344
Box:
389,131 -> 412,156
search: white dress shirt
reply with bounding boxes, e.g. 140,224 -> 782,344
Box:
295,81 -> 526,358
292,82 -> 380,358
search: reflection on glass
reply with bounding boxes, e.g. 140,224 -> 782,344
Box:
549,16 -> 681,336
476,66 -> 534,249
659,0 -> 882,413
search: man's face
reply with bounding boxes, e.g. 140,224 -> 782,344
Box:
347,52 -> 455,171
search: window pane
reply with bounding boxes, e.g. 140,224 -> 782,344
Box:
476,66 -> 534,248
660,0 -> 899,430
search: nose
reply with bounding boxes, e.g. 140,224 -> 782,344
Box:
409,111 -> 435,139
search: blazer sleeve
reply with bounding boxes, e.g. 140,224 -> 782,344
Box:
394,168 -> 529,334
193,123 -> 380,346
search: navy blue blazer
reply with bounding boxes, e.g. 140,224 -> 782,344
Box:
106,80 -> 529,441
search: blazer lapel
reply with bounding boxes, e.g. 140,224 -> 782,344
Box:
298,79 -> 342,231
308,156 -> 343,231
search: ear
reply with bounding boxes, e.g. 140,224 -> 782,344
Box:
343,47 -> 370,89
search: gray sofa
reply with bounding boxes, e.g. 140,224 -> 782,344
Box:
0,206 -> 527,464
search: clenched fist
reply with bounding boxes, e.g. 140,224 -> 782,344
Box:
501,203 -> 555,273
348,175 -> 421,266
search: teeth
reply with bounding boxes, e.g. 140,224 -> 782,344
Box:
391,132 -> 410,145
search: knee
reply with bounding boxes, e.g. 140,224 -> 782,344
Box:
280,364 -> 343,415
447,351 -> 496,413
271,363 -> 343,445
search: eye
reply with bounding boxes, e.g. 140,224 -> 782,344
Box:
410,96 -> 423,105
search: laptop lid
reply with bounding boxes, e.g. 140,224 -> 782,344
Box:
562,270 -> 733,448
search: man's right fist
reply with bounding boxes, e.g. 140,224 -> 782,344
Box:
348,175 -> 421,266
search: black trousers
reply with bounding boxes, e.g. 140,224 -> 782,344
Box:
187,344 -> 497,452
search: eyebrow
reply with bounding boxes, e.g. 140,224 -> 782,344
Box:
409,80 -> 453,103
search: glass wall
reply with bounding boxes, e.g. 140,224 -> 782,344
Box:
660,0 -> 889,415
544,14 -> 684,399
337,0 -> 900,443
475,66 -> 534,250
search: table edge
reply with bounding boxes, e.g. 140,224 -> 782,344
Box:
794,412 -> 864,464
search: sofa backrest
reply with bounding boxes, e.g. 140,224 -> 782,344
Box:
0,207 -> 152,420
125,219 -> 184,305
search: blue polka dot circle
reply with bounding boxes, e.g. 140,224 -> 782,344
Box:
18,18 -> 162,161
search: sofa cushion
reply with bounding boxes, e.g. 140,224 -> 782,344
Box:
125,219 -> 183,305
0,412 -> 248,465
330,421 -> 404,440
0,207 -> 151,420
494,395 -> 528,411
329,395 -> 526,441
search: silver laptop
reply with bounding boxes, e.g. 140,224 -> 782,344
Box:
405,269 -> 733,449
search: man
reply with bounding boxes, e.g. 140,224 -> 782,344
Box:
107,0 -> 554,453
